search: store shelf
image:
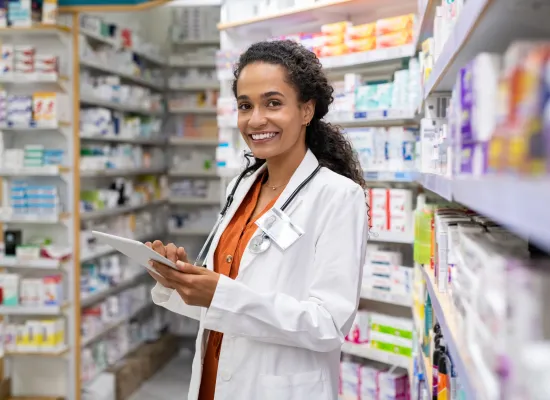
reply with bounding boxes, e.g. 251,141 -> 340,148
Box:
0,24 -> 71,37
168,169 -> 218,178
328,109 -> 418,127
6,345 -> 70,357
82,339 -> 144,388
364,171 -> 418,183
80,94 -> 163,116
0,213 -> 68,224
80,134 -> 166,145
361,287 -> 412,307
175,38 -> 220,46
0,122 -> 70,131
169,107 -> 217,114
341,342 -> 410,369
452,177 -> 550,252
0,304 -> 65,316
80,27 -> 118,47
80,273 -> 147,309
420,265 -> 478,400
0,73 -> 68,84
321,45 -> 415,70
418,173 -> 452,201
424,0 -> 550,96
169,82 -> 220,91
170,59 -> 216,68
169,137 -> 219,146
0,256 -> 63,269
369,231 -> 414,244
0,166 -> 68,177
417,175 -> 550,252
170,197 -> 220,206
218,0 -> 415,32
81,303 -> 151,348
80,166 -> 166,178
81,198 -> 166,221
169,227 -> 212,236
413,0 -> 436,50
80,58 -> 164,90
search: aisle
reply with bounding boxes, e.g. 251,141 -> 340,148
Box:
129,349 -> 193,400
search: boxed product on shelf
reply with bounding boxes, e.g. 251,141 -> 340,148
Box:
366,188 -> 414,236
3,317 -> 65,353
340,358 -> 410,400
169,206 -> 219,231
6,180 -> 62,216
0,272 -> 64,306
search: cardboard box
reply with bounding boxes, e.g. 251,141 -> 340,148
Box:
107,358 -> 143,400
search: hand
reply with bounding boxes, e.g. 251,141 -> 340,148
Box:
145,240 -> 189,290
153,261 -> 220,308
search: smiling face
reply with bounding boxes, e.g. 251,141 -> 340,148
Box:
235,62 -> 314,163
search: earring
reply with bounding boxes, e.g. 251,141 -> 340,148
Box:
306,121 -> 310,127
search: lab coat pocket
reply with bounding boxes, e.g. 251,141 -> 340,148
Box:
260,369 -> 329,400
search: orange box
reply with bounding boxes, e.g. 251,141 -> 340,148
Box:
376,14 -> 414,36
376,30 -> 414,49
320,43 -> 348,57
346,37 -> 377,53
346,22 -> 376,40
321,21 -> 351,35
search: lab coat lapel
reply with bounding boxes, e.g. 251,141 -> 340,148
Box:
238,150 -> 320,275
203,163 -> 267,272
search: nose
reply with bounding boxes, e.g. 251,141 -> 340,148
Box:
248,106 -> 267,129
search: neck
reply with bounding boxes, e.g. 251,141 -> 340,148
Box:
265,142 -> 307,186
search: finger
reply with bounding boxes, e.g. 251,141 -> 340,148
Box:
152,240 -> 165,256
145,241 -> 152,248
177,247 -> 188,263
165,243 -> 178,263
154,261 -> 182,282
176,261 -> 204,275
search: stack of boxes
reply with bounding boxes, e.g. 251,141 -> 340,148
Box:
3,318 -> 65,354
0,272 -> 63,307
367,188 -> 414,237
1,145 -> 64,169
346,311 -> 414,360
362,244 -> 413,299
0,92 -> 68,127
9,180 -> 61,217
270,14 -> 415,58
0,45 -> 59,79
340,360 -> 410,400
0,0 -> 57,27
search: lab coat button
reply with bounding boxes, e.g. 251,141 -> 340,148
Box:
221,370 -> 231,381
226,255 -> 233,263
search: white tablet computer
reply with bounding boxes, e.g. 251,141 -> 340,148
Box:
91,231 -> 178,276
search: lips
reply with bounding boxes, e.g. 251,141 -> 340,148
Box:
248,131 -> 279,142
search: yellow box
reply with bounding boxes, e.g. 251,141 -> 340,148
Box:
376,14 -> 414,36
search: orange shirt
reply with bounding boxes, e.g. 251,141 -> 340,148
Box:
198,174 -> 280,400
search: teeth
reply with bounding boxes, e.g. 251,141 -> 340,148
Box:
251,132 -> 277,140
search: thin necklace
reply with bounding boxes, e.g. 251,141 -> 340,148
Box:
264,181 -> 286,191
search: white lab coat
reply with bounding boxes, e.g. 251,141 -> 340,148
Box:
151,150 -> 368,400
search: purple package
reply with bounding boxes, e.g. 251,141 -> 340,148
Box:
460,64 -> 473,143
459,142 -> 475,175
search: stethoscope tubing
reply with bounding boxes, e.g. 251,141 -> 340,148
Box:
194,164 -> 322,265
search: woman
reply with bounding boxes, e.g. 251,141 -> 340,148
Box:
146,40 -> 368,400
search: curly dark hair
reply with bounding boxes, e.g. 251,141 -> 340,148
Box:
232,40 -> 367,189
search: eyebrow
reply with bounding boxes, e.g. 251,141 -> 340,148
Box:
237,91 -> 285,101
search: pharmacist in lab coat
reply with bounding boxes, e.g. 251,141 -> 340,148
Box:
146,40 -> 368,400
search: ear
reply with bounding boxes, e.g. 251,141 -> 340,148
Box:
302,99 -> 315,126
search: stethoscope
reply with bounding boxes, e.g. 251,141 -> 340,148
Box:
193,162 -> 322,266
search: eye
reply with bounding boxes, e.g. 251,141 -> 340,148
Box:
238,103 -> 251,110
267,100 -> 281,107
